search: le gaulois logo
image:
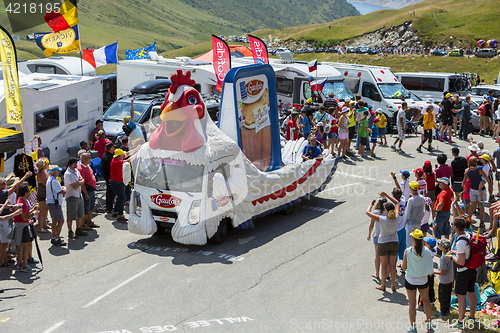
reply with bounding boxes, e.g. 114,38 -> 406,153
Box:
244,80 -> 264,96
150,194 -> 182,209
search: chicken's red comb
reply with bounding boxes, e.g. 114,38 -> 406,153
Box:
169,69 -> 196,94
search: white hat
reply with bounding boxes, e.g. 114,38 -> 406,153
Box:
376,108 -> 383,113
426,98 -> 433,103
342,106 -> 349,113
344,97 -> 351,103
317,122 -> 324,127
468,144 -> 479,151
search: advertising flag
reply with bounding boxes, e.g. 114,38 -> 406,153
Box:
35,25 -> 80,58
83,42 -> 118,68
125,40 -> 156,60
248,35 -> 269,64
212,35 -> 231,93
308,59 -> 317,72
44,0 -> 79,33
0,25 -> 22,124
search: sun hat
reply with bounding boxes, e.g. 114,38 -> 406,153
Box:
48,165 -> 62,172
113,149 -> 125,158
481,154 -> 490,162
317,122 -> 324,127
413,168 -> 424,176
344,97 -> 351,103
409,181 -> 419,190
424,197 -> 432,206
468,144 -> 479,151
438,239 -> 451,249
437,177 -> 450,185
410,229 -> 424,240
36,159 -> 47,169
376,108 -> 383,114
328,92 -> 335,97
342,106 -> 349,113
400,170 -> 410,178
423,237 -> 437,248
426,98 -> 433,103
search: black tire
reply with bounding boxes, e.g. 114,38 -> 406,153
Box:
209,218 -> 228,244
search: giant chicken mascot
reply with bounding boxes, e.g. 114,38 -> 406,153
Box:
129,69 -> 339,245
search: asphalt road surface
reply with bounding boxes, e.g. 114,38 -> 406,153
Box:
1,133 -> 499,333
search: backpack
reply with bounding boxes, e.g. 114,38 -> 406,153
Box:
457,233 -> 487,270
478,102 -> 487,115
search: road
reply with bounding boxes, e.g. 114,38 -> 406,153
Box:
1,134 -> 499,333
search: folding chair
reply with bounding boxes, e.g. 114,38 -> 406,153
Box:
94,180 -> 107,213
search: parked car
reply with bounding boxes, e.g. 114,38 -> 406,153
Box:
356,46 -> 370,54
431,49 -> 447,56
475,48 -> 497,58
448,49 -> 462,57
346,46 -> 356,53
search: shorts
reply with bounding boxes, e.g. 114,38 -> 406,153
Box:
66,196 -> 84,220
423,129 -> 433,142
480,115 -> 490,128
359,136 -> 369,147
303,132 -> 310,140
370,137 -> 377,143
405,280 -> 429,290
470,188 -> 486,203
348,126 -> 355,139
328,132 -> 336,139
455,269 -> 476,295
434,210 -> 451,239
444,116 -> 453,126
48,203 -> 64,222
463,199 -> 470,206
0,220 -> 11,243
83,190 -> 96,214
13,223 -> 33,246
452,182 -> 463,193
397,128 -> 405,141
496,172 -> 500,182
37,184 -> 46,202
378,127 -> 386,135
377,241 -> 399,256
338,132 -> 348,140
373,236 -> 378,245
427,189 -> 436,201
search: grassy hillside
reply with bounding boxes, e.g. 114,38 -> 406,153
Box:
252,0 -> 500,48
0,0 -> 358,60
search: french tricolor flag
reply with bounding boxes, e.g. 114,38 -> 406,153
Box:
82,42 -> 118,68
308,59 -> 317,72
310,78 -> 327,92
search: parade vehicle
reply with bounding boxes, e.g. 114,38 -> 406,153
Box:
395,72 -> 466,100
17,56 -> 96,76
116,51 -> 354,107
128,64 -> 339,245
0,73 -> 102,174
322,62 -> 425,127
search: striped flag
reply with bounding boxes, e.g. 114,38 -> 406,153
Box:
310,78 -> 327,92
44,0 -> 78,33
83,43 -> 118,68
308,59 -> 317,72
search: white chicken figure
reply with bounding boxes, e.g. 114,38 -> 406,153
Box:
129,69 -> 340,245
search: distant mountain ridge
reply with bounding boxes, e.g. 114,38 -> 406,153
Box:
351,0 -> 424,9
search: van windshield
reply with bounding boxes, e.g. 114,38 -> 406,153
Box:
377,83 -> 410,99
136,158 -> 204,192
104,101 -> 149,122
303,80 -> 353,101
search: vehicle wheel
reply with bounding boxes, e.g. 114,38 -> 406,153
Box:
209,218 -> 228,244
282,205 -> 294,215
155,224 -> 165,235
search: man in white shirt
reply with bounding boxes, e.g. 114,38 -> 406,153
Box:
402,181 -> 425,247
46,166 -> 67,246
391,104 -> 409,154
445,218 -> 476,329
63,157 -> 87,239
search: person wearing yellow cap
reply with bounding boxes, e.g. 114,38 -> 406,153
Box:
346,101 -> 357,156
477,153 -> 494,206
403,229 -> 435,332
402,181 -> 425,247
109,149 -> 129,222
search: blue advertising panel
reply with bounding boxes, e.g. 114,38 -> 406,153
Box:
219,64 -> 282,172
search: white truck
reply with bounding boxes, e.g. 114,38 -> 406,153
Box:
0,73 -> 103,173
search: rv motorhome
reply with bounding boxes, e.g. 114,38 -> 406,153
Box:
17,56 -> 96,76
0,73 -> 103,174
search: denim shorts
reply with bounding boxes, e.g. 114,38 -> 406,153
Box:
373,236 -> 378,245
434,210 -> 451,239
83,190 -> 96,214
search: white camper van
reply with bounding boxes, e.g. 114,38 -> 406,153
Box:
0,74 -> 103,174
323,63 -> 424,121
394,72 -> 465,100
17,56 -> 96,76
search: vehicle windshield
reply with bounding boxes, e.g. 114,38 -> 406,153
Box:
136,158 -> 204,192
409,91 -> 422,101
103,101 -> 149,122
377,83 -> 410,99
303,80 -> 353,101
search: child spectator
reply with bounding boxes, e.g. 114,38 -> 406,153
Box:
376,109 -> 387,145
391,170 -> 411,202
370,118 -> 380,157
461,178 -> 471,216
358,111 -> 371,157
413,168 -> 428,197
423,161 -> 436,203
434,239 -> 454,318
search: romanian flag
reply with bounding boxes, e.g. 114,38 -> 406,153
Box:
44,0 -> 78,33
36,25 -> 80,58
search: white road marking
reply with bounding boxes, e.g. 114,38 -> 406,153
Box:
83,263 -> 159,309
336,172 -> 392,184
42,320 -> 66,333
321,182 -> 362,194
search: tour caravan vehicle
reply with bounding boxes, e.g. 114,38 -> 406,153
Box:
128,64 -> 340,245
322,63 -> 423,122
0,73 -> 102,174
17,56 -> 96,76
395,72 -> 465,100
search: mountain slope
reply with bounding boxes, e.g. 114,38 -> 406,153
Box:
0,0 -> 359,59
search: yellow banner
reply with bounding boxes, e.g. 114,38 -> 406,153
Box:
0,29 -> 22,124
39,26 -> 80,58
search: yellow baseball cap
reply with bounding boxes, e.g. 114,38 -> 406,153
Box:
410,229 -> 424,240
123,116 -> 131,124
349,101 -> 355,105
481,154 -> 490,162
113,149 -> 125,158
306,98 -> 313,105
445,93 -> 452,98
409,181 -> 419,190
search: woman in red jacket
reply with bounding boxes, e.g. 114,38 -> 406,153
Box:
109,149 -> 128,222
